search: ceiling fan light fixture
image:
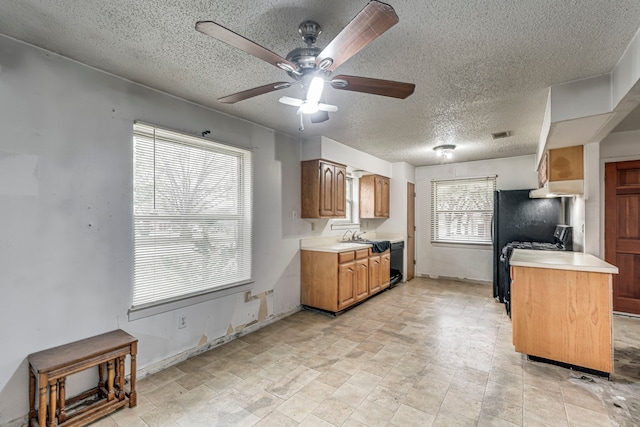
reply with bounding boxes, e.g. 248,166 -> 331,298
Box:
299,100 -> 320,115
434,144 -> 456,159
306,76 -> 325,103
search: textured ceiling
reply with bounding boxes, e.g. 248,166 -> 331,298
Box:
1,1 -> 639,166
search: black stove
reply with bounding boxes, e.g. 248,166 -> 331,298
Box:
500,225 -> 573,316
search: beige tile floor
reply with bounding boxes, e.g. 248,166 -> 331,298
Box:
94,277 -> 640,426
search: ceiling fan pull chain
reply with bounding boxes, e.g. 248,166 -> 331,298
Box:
299,114 -> 305,132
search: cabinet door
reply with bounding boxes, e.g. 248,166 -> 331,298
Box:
338,261 -> 356,309
380,252 -> 391,288
381,177 -> 390,217
334,165 -> 346,217
319,162 -> 336,217
368,254 -> 381,294
548,145 -> 583,181
374,176 -> 384,217
355,259 -> 369,301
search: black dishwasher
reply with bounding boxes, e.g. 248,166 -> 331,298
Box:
390,241 -> 404,287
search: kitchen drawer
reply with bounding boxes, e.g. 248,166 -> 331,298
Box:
338,251 -> 355,263
355,249 -> 369,259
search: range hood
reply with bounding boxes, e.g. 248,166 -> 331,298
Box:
529,179 -> 583,198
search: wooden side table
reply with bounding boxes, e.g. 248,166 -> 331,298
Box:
27,329 -> 137,427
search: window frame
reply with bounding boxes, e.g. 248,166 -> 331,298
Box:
331,175 -> 360,230
129,122 -> 253,320
431,176 -> 496,245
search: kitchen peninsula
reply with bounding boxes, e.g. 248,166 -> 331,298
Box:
510,249 -> 619,374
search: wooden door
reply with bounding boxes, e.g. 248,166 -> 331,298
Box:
355,259 -> 369,301
605,160 -> 640,314
334,165 -> 347,217
368,255 -> 381,293
406,182 -> 415,280
338,261 -> 356,309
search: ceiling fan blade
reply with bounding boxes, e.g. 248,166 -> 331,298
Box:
310,110 -> 330,123
315,1 -> 399,72
218,82 -> 293,104
279,96 -> 304,107
318,103 -> 338,112
196,21 -> 299,73
331,75 -> 415,99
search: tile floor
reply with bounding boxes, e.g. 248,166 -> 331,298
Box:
94,277 -> 640,426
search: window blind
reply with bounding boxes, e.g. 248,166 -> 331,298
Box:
132,122 -> 253,309
431,176 -> 496,244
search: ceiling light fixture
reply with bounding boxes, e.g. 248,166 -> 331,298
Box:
306,76 -> 325,103
299,100 -> 320,114
433,144 -> 456,159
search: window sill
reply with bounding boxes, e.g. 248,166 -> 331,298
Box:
431,241 -> 492,249
128,280 -> 254,321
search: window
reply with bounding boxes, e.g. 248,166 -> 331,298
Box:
345,176 -> 354,222
431,176 -> 496,244
132,123 -> 253,311
331,176 -> 359,230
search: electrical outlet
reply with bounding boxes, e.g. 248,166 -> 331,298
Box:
178,315 -> 187,329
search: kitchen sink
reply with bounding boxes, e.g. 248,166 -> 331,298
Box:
339,239 -> 373,244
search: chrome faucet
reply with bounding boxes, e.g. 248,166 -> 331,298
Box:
353,231 -> 366,241
342,230 -> 353,241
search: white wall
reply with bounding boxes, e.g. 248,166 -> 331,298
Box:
376,162 -> 415,276
0,36 -> 304,426
301,136 -> 392,178
415,155 -> 538,282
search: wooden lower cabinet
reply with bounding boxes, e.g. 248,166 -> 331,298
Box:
355,257 -> 369,301
380,250 -> 391,288
368,249 -> 391,294
368,254 -> 381,294
301,247 -> 390,313
338,261 -> 357,309
511,265 -> 613,373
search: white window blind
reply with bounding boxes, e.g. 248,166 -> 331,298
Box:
345,177 -> 353,221
132,122 -> 253,309
431,176 -> 496,244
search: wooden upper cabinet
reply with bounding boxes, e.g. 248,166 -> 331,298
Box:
301,159 -> 347,218
360,175 -> 390,218
540,145 -> 584,185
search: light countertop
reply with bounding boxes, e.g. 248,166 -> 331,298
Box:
510,249 -> 619,274
300,233 -> 403,253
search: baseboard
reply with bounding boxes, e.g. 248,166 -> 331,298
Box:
418,274 -> 491,286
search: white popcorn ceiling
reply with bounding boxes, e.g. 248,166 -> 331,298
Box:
1,0 -> 639,166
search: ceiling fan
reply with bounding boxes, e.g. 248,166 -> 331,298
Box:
195,1 -> 415,127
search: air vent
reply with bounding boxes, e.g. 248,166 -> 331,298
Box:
491,131 -> 511,139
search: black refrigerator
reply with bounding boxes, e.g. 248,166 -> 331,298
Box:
492,189 -> 562,301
